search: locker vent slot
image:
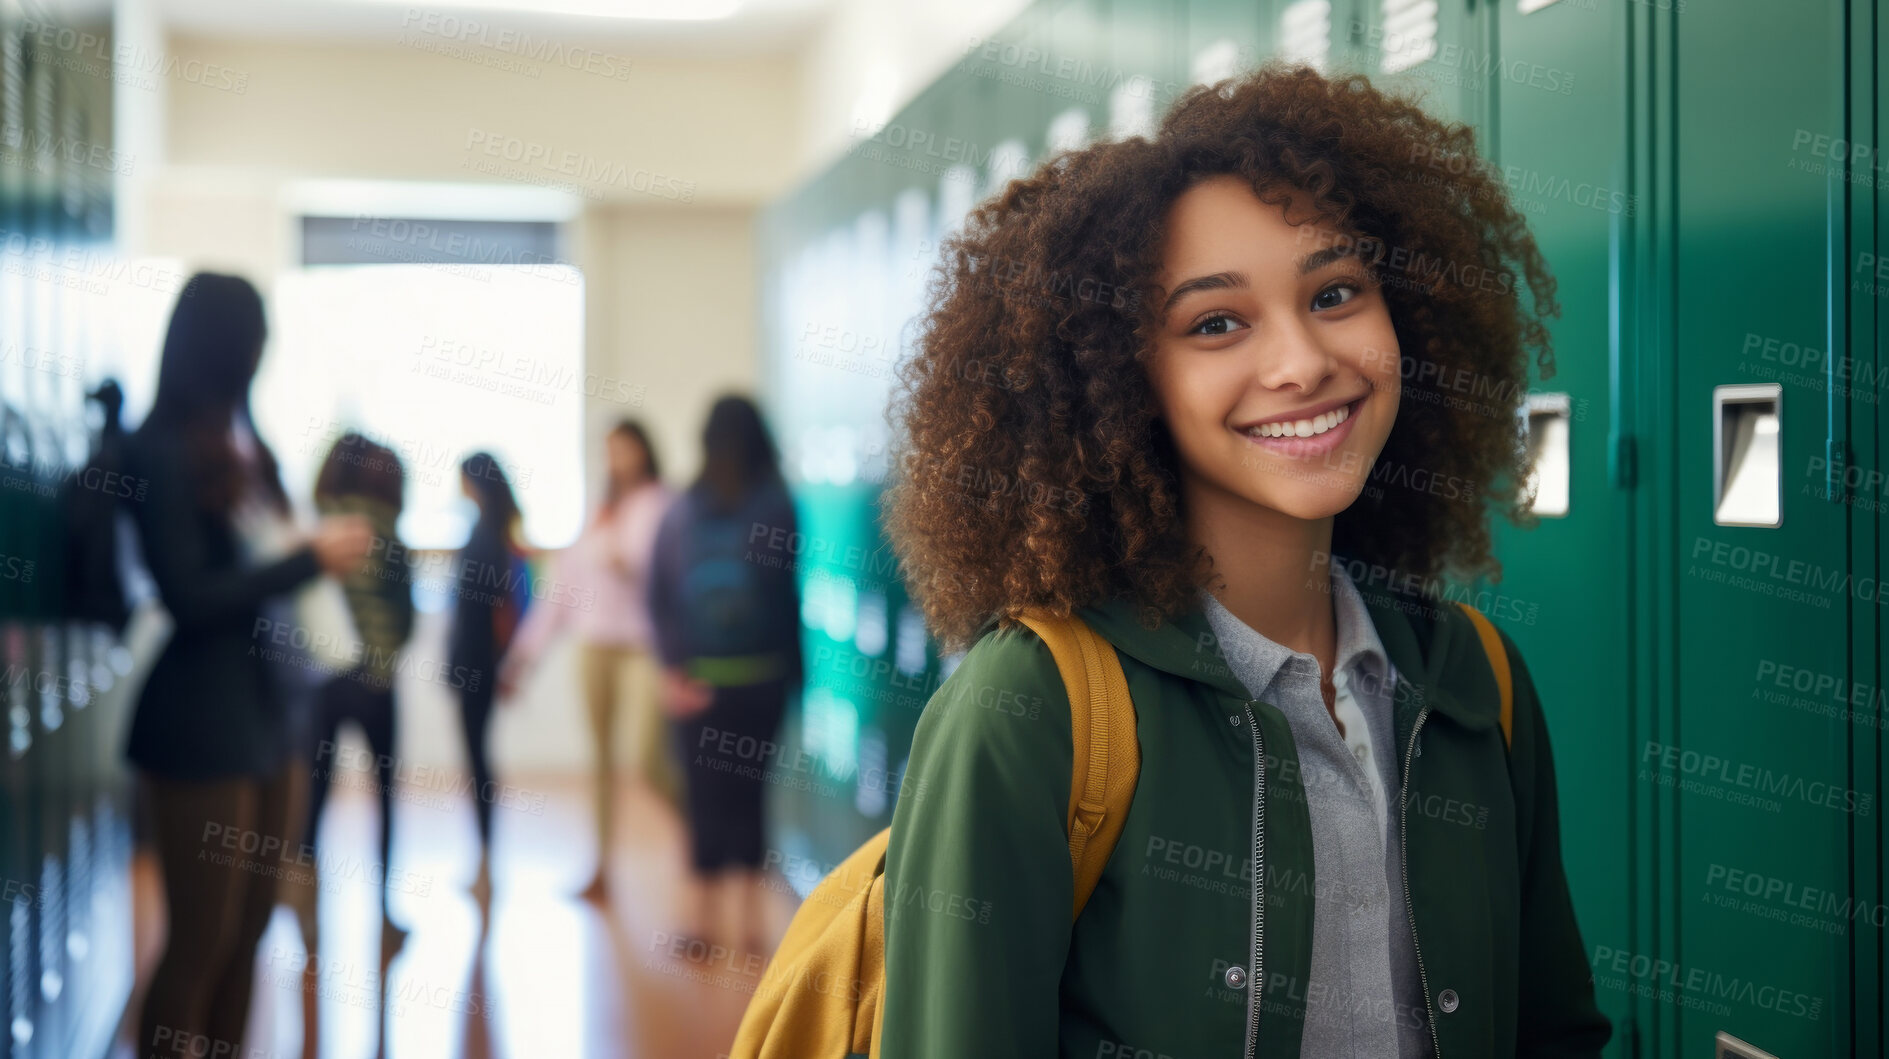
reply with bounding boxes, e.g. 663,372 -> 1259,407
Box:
1049,108 -> 1091,154
1192,39 -> 1245,86
1379,0 -> 1439,74
1280,0 -> 1332,73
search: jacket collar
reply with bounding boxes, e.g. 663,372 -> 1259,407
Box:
1076,582 -> 1501,735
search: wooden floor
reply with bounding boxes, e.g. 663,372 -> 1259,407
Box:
116,772 -> 799,1059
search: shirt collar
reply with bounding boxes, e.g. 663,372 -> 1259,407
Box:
1074,572 -> 1498,735
1192,560 -> 1393,695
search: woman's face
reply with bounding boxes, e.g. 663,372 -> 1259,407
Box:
1146,175 -> 1402,523
606,432 -> 649,486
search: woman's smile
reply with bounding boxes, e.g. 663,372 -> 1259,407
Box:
1236,395 -> 1367,459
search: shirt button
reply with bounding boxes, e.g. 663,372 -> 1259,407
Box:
1438,988 -> 1460,1014
1224,965 -> 1247,989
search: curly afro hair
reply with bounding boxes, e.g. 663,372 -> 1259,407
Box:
884,63 -> 1559,650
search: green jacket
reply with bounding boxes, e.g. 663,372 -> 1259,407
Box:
882,585 -> 1610,1058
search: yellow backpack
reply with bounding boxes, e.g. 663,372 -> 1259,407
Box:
729,611 -> 1140,1059
729,600 -> 1514,1058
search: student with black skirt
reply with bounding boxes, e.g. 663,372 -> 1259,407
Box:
127,272 -> 371,1058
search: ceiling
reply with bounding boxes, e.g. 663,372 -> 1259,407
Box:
147,0 -> 836,55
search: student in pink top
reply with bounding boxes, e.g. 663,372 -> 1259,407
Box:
500,419 -> 677,902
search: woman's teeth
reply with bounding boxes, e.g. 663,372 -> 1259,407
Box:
1247,402 -> 1350,439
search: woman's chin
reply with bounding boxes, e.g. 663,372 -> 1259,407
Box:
1247,479 -> 1369,521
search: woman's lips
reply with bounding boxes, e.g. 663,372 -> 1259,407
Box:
1238,398 -> 1362,460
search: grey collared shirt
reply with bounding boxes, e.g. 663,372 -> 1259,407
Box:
1200,563 -> 1433,1059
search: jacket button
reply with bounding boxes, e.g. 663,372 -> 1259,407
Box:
1437,988 -> 1460,1013
1224,965 -> 1247,989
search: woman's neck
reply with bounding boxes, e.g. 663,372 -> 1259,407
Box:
1186,479 -> 1338,663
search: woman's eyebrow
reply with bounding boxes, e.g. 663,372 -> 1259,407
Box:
1161,270 -> 1248,315
1298,243 -> 1363,276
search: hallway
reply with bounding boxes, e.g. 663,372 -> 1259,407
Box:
118,773 -> 795,1059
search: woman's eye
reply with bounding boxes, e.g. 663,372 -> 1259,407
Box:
1189,313 -> 1247,337
1313,283 -> 1360,311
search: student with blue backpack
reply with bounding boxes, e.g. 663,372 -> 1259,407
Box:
648,395 -> 803,954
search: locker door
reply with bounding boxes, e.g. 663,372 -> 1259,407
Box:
1098,0 -> 1185,139
1667,0 -> 1853,1055
1483,0 -> 1635,1053
1846,3 -> 1884,1055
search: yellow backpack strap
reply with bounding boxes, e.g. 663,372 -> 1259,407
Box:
1453,601 -> 1514,749
1016,610 -> 1140,920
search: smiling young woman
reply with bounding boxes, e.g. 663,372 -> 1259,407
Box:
877,64 -> 1607,1058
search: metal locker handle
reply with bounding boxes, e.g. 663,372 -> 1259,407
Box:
1714,1031 -> 1781,1059
1522,392 -> 1571,518
1712,383 -> 1782,528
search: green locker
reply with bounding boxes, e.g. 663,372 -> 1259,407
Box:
1484,0 -> 1638,1054
1666,0 -> 1854,1054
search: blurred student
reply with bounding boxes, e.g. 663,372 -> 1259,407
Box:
127,272 -> 371,1058
500,419 -> 678,902
648,396 -> 802,952
450,451 -> 531,904
302,432 -> 416,951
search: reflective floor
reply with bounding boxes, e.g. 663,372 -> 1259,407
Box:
118,773 -> 795,1059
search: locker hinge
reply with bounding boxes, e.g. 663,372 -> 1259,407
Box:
1611,434 -> 1637,490
1824,437 -> 1851,504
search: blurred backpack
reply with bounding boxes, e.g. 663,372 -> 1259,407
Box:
679,494 -> 776,659
57,380 -> 133,633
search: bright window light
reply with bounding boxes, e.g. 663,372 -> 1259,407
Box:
262,263 -> 586,550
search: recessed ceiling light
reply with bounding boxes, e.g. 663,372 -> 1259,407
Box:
356,0 -> 741,21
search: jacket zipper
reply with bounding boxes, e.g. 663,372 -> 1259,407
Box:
1242,703 -> 1266,1059
1398,705 -> 1443,1058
